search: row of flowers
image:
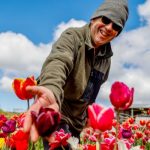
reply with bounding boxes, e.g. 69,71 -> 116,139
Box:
0,105 -> 150,149
0,76 -> 150,149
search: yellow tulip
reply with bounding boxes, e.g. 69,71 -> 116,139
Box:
0,138 -> 5,149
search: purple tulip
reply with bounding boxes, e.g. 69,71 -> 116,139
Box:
1,119 -> 16,133
31,107 -> 61,137
122,128 -> 132,139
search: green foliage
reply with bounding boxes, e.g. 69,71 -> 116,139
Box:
28,138 -> 44,150
0,109 -> 19,118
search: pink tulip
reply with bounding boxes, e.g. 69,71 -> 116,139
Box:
88,103 -> 114,132
109,81 -> 134,110
104,137 -> 116,150
49,129 -> 71,150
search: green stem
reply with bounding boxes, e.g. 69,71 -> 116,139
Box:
27,99 -> 30,110
114,109 -> 120,150
61,145 -> 66,150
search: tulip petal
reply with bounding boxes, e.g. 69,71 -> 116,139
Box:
22,76 -> 37,99
34,107 -> 61,137
12,76 -> 37,100
123,88 -> 134,110
109,81 -> 134,110
88,104 -> 99,129
97,108 -> 114,131
12,79 -> 26,100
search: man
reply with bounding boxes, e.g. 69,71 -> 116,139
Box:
24,0 -> 129,149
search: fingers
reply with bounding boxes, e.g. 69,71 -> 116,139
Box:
23,101 -> 42,132
30,124 -> 39,142
45,132 -> 56,143
26,86 -> 41,96
47,103 -> 59,112
23,112 -> 33,133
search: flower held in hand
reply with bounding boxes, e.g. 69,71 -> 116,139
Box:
12,76 -> 37,100
31,107 -> 61,137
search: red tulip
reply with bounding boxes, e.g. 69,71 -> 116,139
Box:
17,113 -> 26,128
12,130 -> 29,150
147,108 -> 150,115
87,144 -> 96,150
135,131 -> 143,139
5,136 -> 15,149
100,143 -> 109,150
0,132 -> 7,138
31,107 -> 61,137
12,76 -> 37,100
146,120 -> 150,129
128,117 -> 134,124
88,103 -> 114,132
140,120 -> 146,126
109,81 -> 134,110
0,115 -> 7,129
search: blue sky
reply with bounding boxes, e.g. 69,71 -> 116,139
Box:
0,0 -> 150,112
0,0 -> 145,44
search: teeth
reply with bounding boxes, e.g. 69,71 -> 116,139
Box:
100,30 -> 108,37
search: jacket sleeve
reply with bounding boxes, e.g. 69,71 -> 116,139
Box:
38,29 -> 78,108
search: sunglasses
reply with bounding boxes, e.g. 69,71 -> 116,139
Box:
101,16 -> 122,32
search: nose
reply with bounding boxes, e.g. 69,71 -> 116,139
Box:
105,22 -> 113,31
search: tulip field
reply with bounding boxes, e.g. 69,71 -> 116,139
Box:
0,77 -> 150,150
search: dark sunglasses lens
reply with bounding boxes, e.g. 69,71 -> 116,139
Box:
101,16 -> 111,25
113,24 -> 122,31
102,16 -> 122,31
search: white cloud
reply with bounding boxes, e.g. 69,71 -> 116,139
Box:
0,19 -> 86,92
0,31 -> 51,76
53,18 -> 86,41
0,76 -> 13,92
138,0 -> 150,25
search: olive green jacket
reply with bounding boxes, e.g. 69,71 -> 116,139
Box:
38,24 -> 113,132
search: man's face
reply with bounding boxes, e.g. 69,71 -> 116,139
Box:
90,17 -> 120,48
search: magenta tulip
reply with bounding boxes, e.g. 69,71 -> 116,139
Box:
109,81 -> 134,110
88,103 -> 114,132
1,119 -> 16,133
122,128 -> 132,139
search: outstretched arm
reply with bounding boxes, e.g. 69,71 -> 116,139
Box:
23,85 -> 59,142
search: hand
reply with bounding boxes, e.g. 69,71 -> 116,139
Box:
23,86 -> 59,142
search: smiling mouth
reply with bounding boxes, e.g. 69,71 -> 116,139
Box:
100,29 -> 110,38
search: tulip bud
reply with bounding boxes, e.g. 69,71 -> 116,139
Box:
122,128 -> 132,139
109,81 -> 134,110
31,107 -> 61,137
1,119 -> 16,133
